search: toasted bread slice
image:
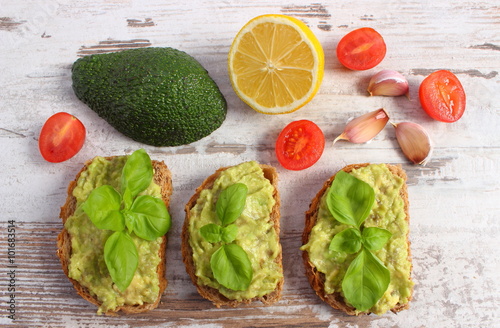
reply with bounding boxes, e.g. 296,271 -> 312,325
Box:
182,163 -> 283,307
57,156 -> 172,315
302,163 -> 413,315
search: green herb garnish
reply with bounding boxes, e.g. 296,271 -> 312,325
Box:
82,149 -> 171,291
199,183 -> 253,291
327,170 -> 392,312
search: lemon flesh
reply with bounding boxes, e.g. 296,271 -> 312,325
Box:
228,14 -> 324,114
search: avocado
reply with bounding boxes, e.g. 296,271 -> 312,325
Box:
71,47 -> 227,146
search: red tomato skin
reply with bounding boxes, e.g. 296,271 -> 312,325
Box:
39,112 -> 86,163
419,70 -> 466,123
336,27 -> 386,71
275,120 -> 325,171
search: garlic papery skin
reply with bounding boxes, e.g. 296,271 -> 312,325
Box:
368,70 -> 409,97
334,108 -> 389,144
392,122 -> 433,165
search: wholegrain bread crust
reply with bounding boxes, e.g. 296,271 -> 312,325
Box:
302,163 -> 413,315
182,164 -> 283,307
56,157 -> 172,315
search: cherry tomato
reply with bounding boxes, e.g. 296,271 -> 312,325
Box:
419,70 -> 466,122
336,27 -> 386,70
275,120 -> 325,171
39,112 -> 86,163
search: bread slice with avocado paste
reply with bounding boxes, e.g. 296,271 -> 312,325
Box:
57,151 -> 172,315
301,163 -> 413,315
182,161 -> 283,307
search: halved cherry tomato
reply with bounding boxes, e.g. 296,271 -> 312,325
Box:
336,27 -> 386,70
419,70 -> 466,122
39,112 -> 86,163
275,120 -> 325,171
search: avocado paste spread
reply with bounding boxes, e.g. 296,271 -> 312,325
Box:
301,164 -> 413,315
188,161 -> 282,300
65,156 -> 163,314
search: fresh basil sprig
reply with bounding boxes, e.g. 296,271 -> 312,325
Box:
327,170 -> 392,312
82,149 -> 171,291
199,183 -> 253,291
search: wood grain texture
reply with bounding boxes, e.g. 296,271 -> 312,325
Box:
0,0 -> 499,327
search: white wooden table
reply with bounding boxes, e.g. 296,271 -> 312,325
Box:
1,1 -> 499,327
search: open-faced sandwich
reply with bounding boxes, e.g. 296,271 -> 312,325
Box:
57,149 -> 172,315
182,161 -> 283,307
301,163 -> 413,315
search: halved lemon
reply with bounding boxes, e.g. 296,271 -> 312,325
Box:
228,14 -> 324,115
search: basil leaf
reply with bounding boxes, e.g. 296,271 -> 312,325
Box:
362,227 -> 392,251
329,228 -> 362,254
342,248 -> 391,312
82,185 -> 124,231
200,224 -> 222,243
129,195 -> 171,241
122,187 -> 133,210
103,231 -> 138,292
121,149 -> 153,198
210,243 -> 253,291
123,210 -> 136,234
216,183 -> 248,226
221,224 -> 238,244
326,171 -> 375,228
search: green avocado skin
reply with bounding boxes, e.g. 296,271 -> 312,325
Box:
72,47 -> 227,146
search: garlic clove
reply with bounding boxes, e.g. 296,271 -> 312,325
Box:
392,122 -> 432,165
368,70 -> 409,97
334,108 -> 389,144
